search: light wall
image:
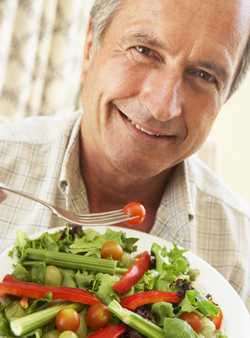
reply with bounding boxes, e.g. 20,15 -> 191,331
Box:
210,71 -> 250,204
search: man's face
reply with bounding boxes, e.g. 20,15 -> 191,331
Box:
82,0 -> 249,179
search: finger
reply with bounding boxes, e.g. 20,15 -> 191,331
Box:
0,189 -> 7,202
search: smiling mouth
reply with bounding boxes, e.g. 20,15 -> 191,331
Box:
116,107 -> 176,139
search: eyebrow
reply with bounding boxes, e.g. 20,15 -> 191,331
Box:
121,31 -> 165,50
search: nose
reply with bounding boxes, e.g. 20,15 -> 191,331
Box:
139,70 -> 183,122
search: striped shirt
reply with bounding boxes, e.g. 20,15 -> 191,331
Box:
0,111 -> 250,311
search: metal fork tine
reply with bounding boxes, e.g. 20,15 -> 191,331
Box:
76,215 -> 129,222
75,210 -> 126,221
75,209 -> 124,217
73,215 -> 136,226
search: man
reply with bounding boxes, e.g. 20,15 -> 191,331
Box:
0,0 -> 250,310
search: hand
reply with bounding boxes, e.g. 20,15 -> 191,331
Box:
0,189 -> 7,202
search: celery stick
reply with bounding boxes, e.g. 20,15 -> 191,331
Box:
24,249 -> 127,274
10,303 -> 82,336
108,300 -> 165,338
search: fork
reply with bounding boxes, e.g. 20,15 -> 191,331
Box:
0,183 -> 137,226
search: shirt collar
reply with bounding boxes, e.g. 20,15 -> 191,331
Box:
59,111 -> 89,213
151,159 -> 195,242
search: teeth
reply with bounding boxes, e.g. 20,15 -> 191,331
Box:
135,124 -> 156,136
130,120 -> 161,137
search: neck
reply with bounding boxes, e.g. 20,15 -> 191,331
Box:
79,123 -> 172,232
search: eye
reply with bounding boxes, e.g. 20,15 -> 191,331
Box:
134,46 -> 155,57
186,68 -> 218,86
131,45 -> 161,62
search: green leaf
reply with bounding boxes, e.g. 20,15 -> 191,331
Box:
152,302 -> 175,326
94,273 -> 120,304
173,257 -> 189,274
31,262 -> 46,284
69,228 -> 138,256
135,269 -> 159,292
9,231 -> 29,259
69,229 -> 105,256
5,301 -> 26,321
61,269 -> 77,288
163,318 -> 198,338
178,293 -> 196,313
120,233 -> 138,253
84,229 -> 99,242
75,270 -> 95,289
151,243 -> 194,293
179,290 -> 219,317
38,233 -> 60,252
168,245 -> 187,262
151,243 -> 170,273
12,263 -> 31,282
155,268 -> 178,292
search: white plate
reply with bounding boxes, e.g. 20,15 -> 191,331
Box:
1,226 -> 250,337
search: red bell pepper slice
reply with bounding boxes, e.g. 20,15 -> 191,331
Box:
212,308 -> 223,329
121,291 -> 182,310
112,251 -> 151,294
87,324 -> 126,338
3,275 -> 15,282
1,274 -> 99,305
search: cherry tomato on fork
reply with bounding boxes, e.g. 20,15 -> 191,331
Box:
123,202 -> 146,225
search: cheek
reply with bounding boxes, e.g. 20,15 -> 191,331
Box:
99,57 -> 145,99
184,93 -> 220,141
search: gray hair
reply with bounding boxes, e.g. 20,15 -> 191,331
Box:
90,0 -> 250,96
229,37 -> 250,96
90,0 -> 122,48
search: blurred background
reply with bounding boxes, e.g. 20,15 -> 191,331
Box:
0,0 -> 249,204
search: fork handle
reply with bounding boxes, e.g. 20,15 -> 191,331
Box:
0,183 -> 55,212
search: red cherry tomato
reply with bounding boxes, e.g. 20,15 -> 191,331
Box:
56,308 -> 80,332
179,312 -> 202,333
101,241 -> 124,261
86,303 -> 111,330
123,202 -> 146,225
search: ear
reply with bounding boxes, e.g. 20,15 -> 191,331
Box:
83,20 -> 95,72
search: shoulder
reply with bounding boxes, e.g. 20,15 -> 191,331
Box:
0,111 -> 81,145
187,155 -> 250,220
0,111 -> 82,181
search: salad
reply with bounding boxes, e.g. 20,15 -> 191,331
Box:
0,226 -> 227,338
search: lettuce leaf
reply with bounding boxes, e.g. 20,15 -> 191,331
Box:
179,290 -> 219,317
152,302 -> 175,326
69,228 -> 138,256
163,318 -> 198,338
92,273 -> 120,304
